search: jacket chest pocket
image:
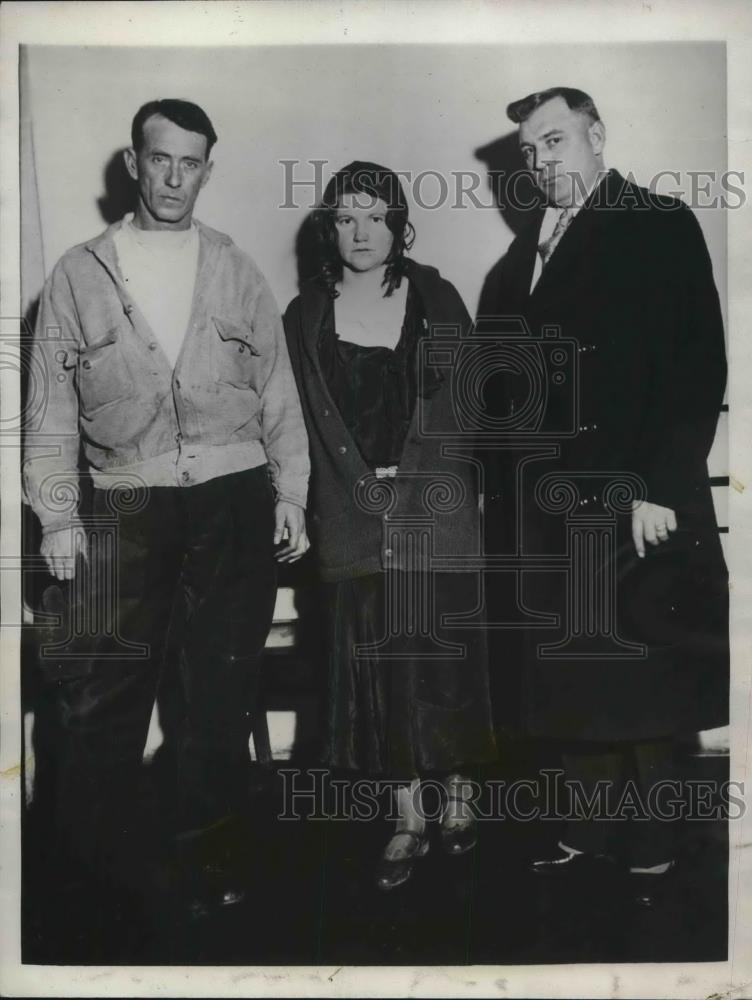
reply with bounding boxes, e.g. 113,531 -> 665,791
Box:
77,327 -> 134,414
212,316 -> 261,390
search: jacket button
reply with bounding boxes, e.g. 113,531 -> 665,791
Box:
149,342 -> 157,351
181,470 -> 190,482
338,445 -> 347,454
174,378 -> 181,389
238,344 -> 245,353
82,360 -> 92,370
323,409 -> 330,417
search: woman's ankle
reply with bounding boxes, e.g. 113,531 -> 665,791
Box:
442,773 -> 475,826
393,779 -> 424,831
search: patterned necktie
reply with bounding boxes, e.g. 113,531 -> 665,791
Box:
537,207 -> 574,267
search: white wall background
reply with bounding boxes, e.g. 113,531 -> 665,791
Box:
24,42 -> 726,323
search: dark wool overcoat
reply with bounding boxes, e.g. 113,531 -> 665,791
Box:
480,169 -> 729,741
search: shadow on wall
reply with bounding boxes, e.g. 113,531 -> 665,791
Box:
474,130 -> 543,319
294,211 -> 320,291
474,129 -> 542,237
98,149 -> 136,224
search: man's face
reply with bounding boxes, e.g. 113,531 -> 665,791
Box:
124,114 -> 213,230
518,96 -> 605,207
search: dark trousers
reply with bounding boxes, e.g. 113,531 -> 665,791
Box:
561,739 -> 678,868
41,466 -> 277,878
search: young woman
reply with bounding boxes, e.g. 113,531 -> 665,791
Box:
284,162 -> 496,890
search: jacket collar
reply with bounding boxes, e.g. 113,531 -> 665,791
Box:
84,215 -> 231,271
83,216 -> 233,340
84,216 -> 232,320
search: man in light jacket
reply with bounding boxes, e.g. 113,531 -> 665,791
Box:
24,98 -> 309,915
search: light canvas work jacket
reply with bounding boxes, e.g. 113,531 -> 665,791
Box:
24,218 -> 309,532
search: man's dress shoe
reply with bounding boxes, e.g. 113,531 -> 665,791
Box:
185,860 -> 246,920
175,816 -> 247,919
530,846 -> 612,876
629,861 -> 677,908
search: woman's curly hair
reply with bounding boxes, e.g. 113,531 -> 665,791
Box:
313,160 -> 415,298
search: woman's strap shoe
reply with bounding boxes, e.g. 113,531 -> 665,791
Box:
375,830 -> 429,892
440,794 -> 478,856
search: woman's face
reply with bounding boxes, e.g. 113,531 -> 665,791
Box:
334,193 -> 394,273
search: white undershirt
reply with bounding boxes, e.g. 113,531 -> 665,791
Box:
114,213 -> 200,368
529,170 -> 607,293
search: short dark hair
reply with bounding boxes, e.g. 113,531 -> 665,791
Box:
313,160 -> 415,298
131,99 -> 218,157
506,87 -> 601,125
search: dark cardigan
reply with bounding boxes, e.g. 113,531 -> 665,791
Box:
283,260 -> 483,582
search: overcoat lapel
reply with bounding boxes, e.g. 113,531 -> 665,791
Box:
530,199 -> 596,305
503,213 -> 542,312
528,170 -> 620,306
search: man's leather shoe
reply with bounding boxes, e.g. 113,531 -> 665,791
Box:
175,816 -> 247,919
530,846 -> 611,876
184,860 -> 246,920
630,861 -> 677,908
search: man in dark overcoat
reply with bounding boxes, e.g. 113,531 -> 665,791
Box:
482,87 -> 728,901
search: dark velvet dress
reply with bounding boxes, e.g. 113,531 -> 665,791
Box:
319,285 -> 496,777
